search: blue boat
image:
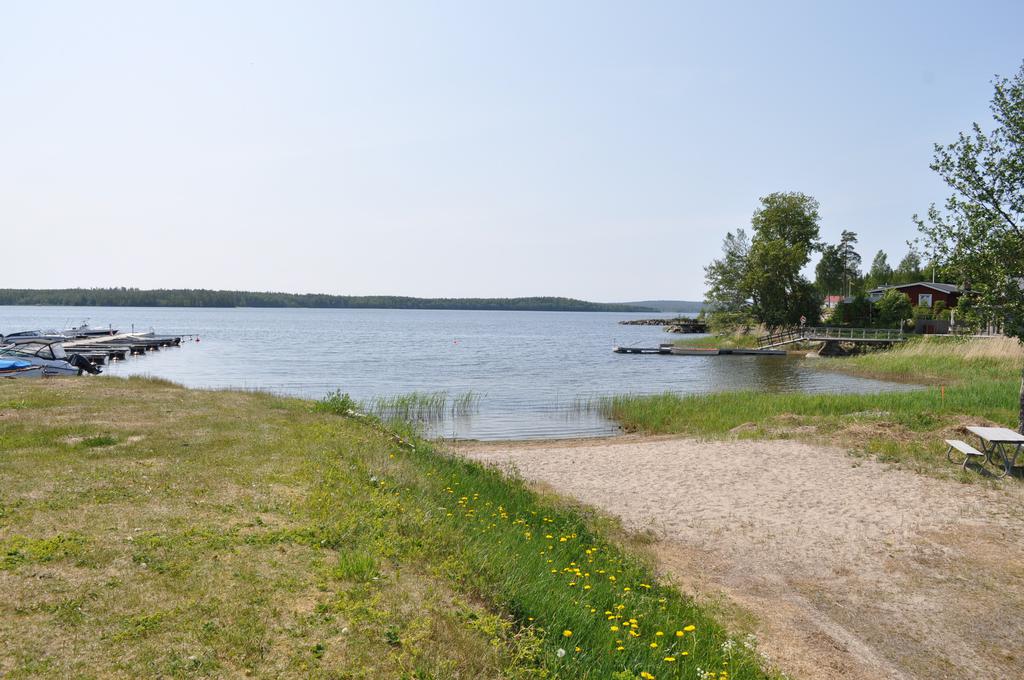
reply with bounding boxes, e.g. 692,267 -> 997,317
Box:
0,359 -> 43,379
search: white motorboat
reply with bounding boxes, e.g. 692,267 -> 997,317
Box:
1,329 -> 67,344
0,341 -> 101,376
62,322 -> 118,338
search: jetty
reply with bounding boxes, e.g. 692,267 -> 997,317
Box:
613,343 -> 786,356
62,332 -> 190,365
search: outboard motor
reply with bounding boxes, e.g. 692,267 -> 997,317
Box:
68,353 -> 102,375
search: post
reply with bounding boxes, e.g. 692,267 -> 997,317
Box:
1019,365 -> 1024,435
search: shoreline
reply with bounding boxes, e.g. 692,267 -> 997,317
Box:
452,434 -> 1024,679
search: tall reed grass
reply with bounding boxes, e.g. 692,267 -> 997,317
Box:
363,390 -> 482,422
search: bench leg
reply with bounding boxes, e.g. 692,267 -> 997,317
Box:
947,445 -> 972,470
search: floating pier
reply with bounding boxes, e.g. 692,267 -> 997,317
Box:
613,344 -> 786,356
63,332 -> 189,364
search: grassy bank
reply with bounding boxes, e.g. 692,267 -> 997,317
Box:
601,336 -> 1023,479
0,378 -> 767,679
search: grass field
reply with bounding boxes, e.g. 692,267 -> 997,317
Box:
0,378 -> 768,679
601,336 -> 1023,479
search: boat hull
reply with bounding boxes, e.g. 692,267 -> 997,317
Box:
0,365 -> 44,379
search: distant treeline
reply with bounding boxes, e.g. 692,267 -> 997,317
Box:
0,288 -> 656,313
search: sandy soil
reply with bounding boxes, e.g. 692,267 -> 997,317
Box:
454,436 -> 1024,680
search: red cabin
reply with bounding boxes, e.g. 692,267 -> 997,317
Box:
867,282 -> 961,309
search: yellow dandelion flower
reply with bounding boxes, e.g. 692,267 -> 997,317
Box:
664,657 -> 676,662
563,630 -> 572,637
649,642 -> 658,649
684,625 -> 696,632
655,631 -> 664,636
675,631 -> 685,637
610,626 -> 619,632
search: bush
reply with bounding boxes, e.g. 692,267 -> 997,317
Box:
832,294 -> 873,326
313,390 -> 360,415
912,305 -> 933,321
875,289 -> 913,326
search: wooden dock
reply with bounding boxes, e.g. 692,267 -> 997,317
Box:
63,332 -> 188,363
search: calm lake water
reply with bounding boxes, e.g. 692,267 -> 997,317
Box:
1,306 -> 913,440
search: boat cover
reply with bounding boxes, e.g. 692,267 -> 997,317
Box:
0,360 -> 32,370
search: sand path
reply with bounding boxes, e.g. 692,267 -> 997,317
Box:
454,436 -> 1024,680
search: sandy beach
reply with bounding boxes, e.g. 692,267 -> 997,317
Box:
455,435 -> 1024,680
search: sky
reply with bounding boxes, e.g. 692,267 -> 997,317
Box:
2,1 -> 1022,302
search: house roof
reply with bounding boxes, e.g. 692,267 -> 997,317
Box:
868,282 -> 961,295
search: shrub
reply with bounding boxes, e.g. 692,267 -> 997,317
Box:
313,390 -> 360,415
874,289 -> 913,326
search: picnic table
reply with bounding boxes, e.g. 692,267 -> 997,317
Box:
966,426 -> 1024,478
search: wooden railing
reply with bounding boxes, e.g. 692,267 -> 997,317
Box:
757,328 -> 804,348
758,326 -> 905,348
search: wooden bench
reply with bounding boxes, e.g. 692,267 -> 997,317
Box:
945,439 -> 985,470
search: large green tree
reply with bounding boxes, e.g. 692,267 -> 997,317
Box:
867,250 -> 893,288
838,230 -> 862,296
893,249 -> 923,284
917,62 -> 1024,431
745,192 -> 822,329
815,244 -> 845,297
704,228 -> 753,324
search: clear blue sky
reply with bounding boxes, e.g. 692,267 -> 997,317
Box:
2,1 -> 1021,301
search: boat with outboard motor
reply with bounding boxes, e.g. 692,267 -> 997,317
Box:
0,340 -> 101,376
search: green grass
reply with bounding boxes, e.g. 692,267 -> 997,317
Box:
672,334 -> 761,350
601,336 -> 1023,478
361,390 -> 483,424
0,378 -> 767,679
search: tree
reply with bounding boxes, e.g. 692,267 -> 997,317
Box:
815,244 -> 845,297
745,192 -> 822,329
838,230 -> 862,296
704,228 -> 752,314
874,288 -> 913,327
867,250 -> 893,288
917,62 -> 1024,431
893,249 -> 923,284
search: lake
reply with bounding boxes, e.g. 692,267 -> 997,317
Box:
0,306 -> 913,440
